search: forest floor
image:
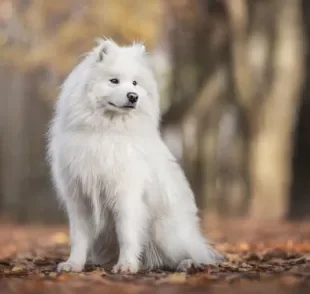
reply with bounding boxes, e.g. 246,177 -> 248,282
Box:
1,217 -> 310,294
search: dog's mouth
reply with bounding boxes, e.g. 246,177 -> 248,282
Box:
108,102 -> 135,109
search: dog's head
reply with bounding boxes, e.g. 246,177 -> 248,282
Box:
83,39 -> 159,125
58,39 -> 160,129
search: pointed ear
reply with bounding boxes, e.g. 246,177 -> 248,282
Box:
95,38 -> 119,62
98,43 -> 108,62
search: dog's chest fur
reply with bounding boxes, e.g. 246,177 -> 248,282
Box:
59,130 -> 152,197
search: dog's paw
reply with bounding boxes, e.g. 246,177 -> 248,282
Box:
176,259 -> 206,273
112,261 -> 139,274
57,261 -> 84,273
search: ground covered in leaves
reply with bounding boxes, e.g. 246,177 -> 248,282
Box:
1,218 -> 310,294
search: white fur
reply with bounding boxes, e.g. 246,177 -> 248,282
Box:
47,38 -> 223,274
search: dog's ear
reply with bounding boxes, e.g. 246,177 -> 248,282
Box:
98,44 -> 108,62
95,38 -> 119,62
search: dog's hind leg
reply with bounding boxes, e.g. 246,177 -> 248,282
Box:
154,216 -> 223,271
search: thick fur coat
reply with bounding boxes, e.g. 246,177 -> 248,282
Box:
47,39 -> 223,273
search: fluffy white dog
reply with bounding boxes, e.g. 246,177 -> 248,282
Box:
47,39 -> 223,274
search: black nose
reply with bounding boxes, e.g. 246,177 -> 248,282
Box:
127,92 -> 138,103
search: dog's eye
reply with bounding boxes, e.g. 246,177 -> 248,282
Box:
110,78 -> 119,84
133,81 -> 137,86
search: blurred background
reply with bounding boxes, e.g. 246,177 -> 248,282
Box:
0,0 -> 309,224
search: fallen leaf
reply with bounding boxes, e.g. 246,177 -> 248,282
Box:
11,266 -> 25,272
51,232 -> 69,244
161,273 -> 187,284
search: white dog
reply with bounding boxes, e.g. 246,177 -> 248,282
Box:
47,39 -> 223,274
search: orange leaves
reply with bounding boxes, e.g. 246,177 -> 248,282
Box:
0,222 -> 310,293
1,0 -> 163,76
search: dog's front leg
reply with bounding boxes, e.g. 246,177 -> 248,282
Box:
57,197 -> 93,272
112,183 -> 146,274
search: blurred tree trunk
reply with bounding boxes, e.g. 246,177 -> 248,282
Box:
0,63 -> 26,219
164,1 -> 235,211
227,0 -> 305,220
289,0 -> 310,219
0,64 -> 64,223
18,67 -> 65,223
249,0 -> 304,220
164,0 -> 249,215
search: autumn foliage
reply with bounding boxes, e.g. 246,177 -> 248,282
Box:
1,221 -> 310,293
0,0 -> 162,74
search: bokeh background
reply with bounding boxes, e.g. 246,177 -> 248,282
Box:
0,0 -> 309,224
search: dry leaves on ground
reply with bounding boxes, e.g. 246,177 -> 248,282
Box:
0,219 -> 310,294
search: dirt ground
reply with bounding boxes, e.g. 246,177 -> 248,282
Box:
1,218 -> 310,294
